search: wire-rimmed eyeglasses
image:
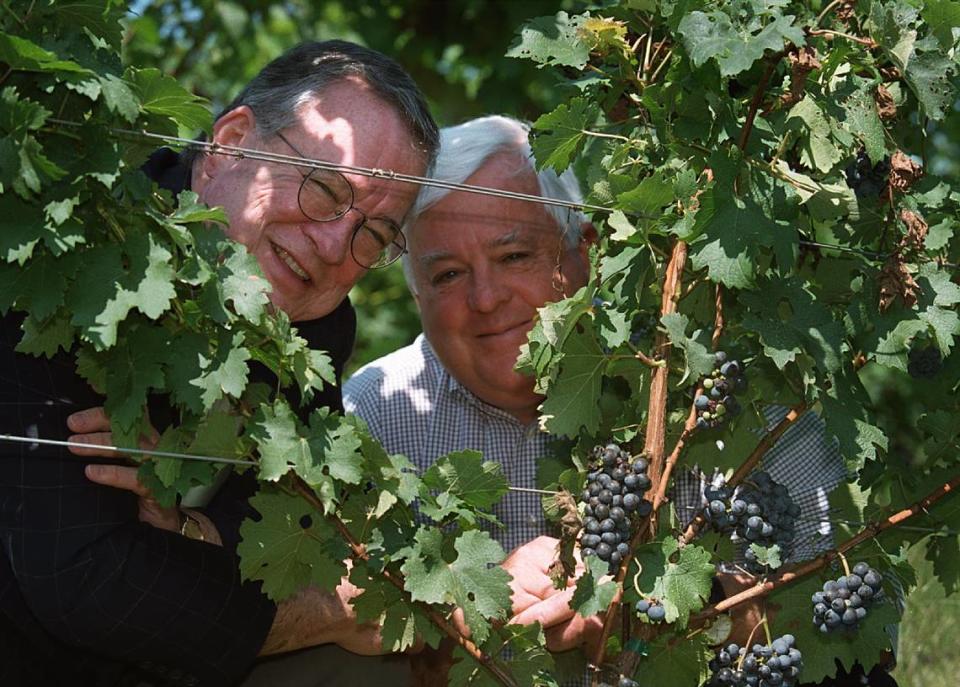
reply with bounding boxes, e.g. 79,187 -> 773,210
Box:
275,131 -> 407,269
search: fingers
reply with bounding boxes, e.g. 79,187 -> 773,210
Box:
67,431 -> 119,457
544,614 -> 604,653
84,464 -> 152,498
67,407 -> 111,433
508,586 -> 577,629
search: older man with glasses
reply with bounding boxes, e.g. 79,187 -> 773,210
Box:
0,40 -> 436,687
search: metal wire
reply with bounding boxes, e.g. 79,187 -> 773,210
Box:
44,119 -> 960,267
0,433 -> 257,466
46,118 -> 618,216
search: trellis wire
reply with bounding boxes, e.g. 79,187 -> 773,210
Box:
1,433 -> 956,535
44,119 -> 957,267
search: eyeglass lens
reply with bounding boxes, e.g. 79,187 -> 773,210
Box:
298,169 -> 405,268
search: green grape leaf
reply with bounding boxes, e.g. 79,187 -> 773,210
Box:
538,326 -> 606,438
401,528 -> 511,645
15,310 -> 74,358
689,184 -> 796,290
786,96 -> 845,173
741,277 -> 845,374
902,49 -> 957,122
840,85 -> 887,166
303,408 -> 364,486
291,346 -> 335,404
192,330 -> 250,409
530,98 -> 599,173
450,623 -> 556,687
661,312 -> 716,386
517,286 -> 593,391
422,450 -> 509,513
922,0 -> 960,49
749,543 -> 783,569
103,324 -> 167,432
238,488 -> 350,601
1,86 -> 51,135
677,9 -> 804,77
925,533 -> 960,595
570,555 -> 618,616
0,32 -> 90,74
505,12 -> 591,69
648,538 -> 714,629
641,632 -> 712,687
98,73 -> 139,123
684,405 -> 770,476
616,171 -> 675,220
349,564 -> 443,652
819,372 -> 888,472
220,247 -> 271,323
127,67 -> 212,132
249,398 -> 307,481
187,407 -> 243,461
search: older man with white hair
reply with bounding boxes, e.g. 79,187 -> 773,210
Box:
345,115 -> 601,654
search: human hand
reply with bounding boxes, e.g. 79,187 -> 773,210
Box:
66,406 -> 160,458
65,407 -> 216,539
500,536 -> 604,652
263,573 -> 389,656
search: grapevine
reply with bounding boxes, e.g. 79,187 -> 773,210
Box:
3,2 -> 960,687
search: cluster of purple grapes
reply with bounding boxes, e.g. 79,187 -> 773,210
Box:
579,443 -> 653,574
812,562 -> 884,633
705,635 -> 802,687
634,598 -> 666,623
702,471 -> 800,573
907,345 -> 943,379
694,352 -> 745,430
844,149 -> 891,199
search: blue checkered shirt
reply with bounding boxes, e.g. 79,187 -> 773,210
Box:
344,335 -> 847,561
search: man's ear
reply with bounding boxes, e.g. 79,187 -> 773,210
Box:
200,106 -> 257,179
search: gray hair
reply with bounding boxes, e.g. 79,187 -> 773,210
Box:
184,40 -> 439,168
402,115 -> 586,290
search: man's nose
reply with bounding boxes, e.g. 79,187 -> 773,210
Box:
300,213 -> 358,266
468,272 -> 510,313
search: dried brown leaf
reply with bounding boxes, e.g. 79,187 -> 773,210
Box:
888,150 -> 923,192
780,47 -> 821,108
899,209 -> 928,253
550,489 -> 581,588
878,255 -> 919,311
875,85 -> 896,120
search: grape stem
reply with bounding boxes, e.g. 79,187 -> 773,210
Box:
683,472 -> 960,629
651,284 -> 727,513
679,402 -> 809,545
737,57 -> 780,155
289,476 -> 518,687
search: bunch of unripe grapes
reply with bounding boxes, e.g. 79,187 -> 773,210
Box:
907,344 -> 943,379
812,562 -> 884,633
634,597 -> 666,623
695,352 -> 745,430
579,443 -> 653,574
702,471 -> 800,572
705,635 -> 802,687
844,149 -> 891,199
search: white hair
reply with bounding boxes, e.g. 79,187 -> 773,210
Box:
401,115 -> 586,292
